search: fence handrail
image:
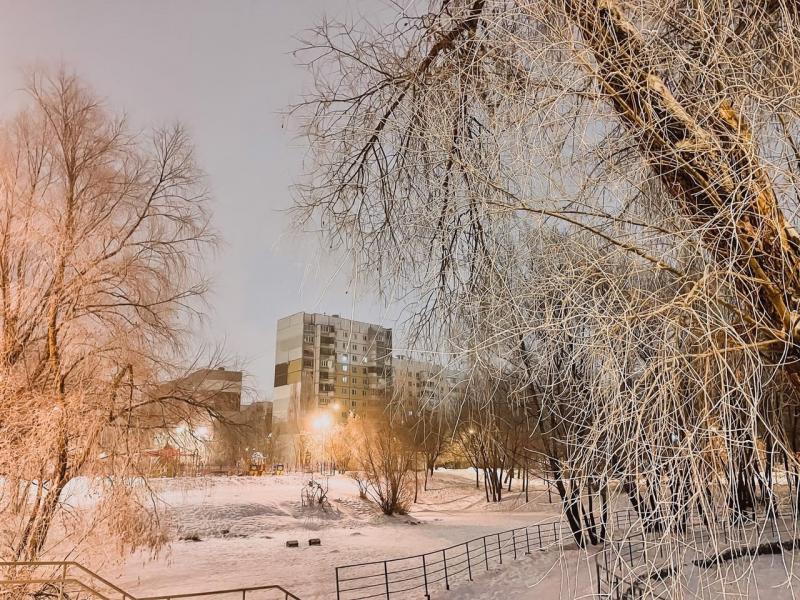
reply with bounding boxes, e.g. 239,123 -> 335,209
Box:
342,525 -> 538,570
335,507 -> 640,599
138,584 -> 302,600
340,507 -> 636,570
0,577 -> 115,600
0,560 -> 133,600
595,509 -> 785,598
0,561 -> 302,600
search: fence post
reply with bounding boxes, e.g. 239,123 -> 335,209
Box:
384,561 -> 390,599
483,536 -> 489,570
443,549 -> 450,590
596,561 -> 601,597
242,590 -> 246,600
512,530 -> 517,559
536,524 -> 542,549
59,563 -> 67,600
422,555 -> 430,599
497,533 -> 503,564
466,541 -> 473,581
335,567 -> 341,600
525,527 -> 531,555
553,522 -> 558,545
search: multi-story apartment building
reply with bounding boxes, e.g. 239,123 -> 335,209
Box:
391,355 -> 464,410
272,312 -> 392,463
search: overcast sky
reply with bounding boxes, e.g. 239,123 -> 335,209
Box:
0,0 -> 399,398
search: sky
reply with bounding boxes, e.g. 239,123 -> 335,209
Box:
0,0 -> 399,399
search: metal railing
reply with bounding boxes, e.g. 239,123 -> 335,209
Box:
0,562 -> 301,600
595,509 -> 787,599
595,561 -> 671,600
335,508 -> 640,599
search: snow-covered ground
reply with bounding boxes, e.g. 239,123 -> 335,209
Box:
92,470 -> 800,599
101,469 -> 582,599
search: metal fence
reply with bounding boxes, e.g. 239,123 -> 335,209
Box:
595,541 -> 670,600
595,509 -> 785,599
595,561 -> 671,600
335,508 -> 640,599
0,561 -> 302,600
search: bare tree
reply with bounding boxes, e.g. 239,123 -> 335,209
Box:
0,69 -> 215,565
293,1 -> 800,593
329,414 -> 361,472
391,364 -> 458,488
350,417 -> 414,515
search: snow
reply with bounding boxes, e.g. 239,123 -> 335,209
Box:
88,471 -> 800,599
102,470 -> 569,599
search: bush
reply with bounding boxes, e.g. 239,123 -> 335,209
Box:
351,419 -> 414,515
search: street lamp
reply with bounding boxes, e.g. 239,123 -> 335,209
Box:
312,412 -> 333,475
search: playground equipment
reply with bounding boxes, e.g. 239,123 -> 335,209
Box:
301,478 -> 331,510
248,452 -> 265,476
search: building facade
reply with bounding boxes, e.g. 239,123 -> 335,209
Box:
272,312 -> 392,464
144,368 -> 246,473
391,355 -> 462,408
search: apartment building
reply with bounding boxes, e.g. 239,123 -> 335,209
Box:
272,312 -> 392,463
392,355 -> 464,410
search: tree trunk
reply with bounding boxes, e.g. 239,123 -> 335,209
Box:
549,458 -> 585,548
567,0 -> 800,371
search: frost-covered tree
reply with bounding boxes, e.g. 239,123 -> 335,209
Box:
0,70 -> 216,564
294,0 -> 800,593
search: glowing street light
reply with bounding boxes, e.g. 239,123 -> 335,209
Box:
311,412 -> 333,431
311,411 -> 333,475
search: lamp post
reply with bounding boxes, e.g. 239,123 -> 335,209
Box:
312,412 -> 333,475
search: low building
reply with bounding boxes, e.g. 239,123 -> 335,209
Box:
144,368 -> 248,473
211,400 -> 274,467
